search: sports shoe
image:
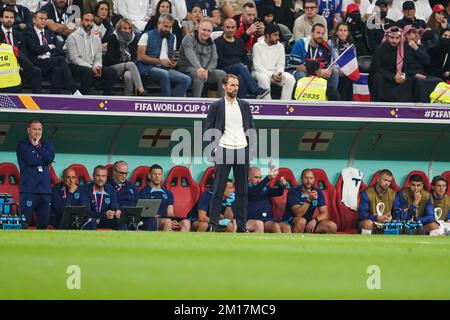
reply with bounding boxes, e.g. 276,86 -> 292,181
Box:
236,226 -> 249,233
206,224 -> 216,232
255,88 -> 270,99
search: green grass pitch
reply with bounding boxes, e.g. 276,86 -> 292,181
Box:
1,231 -> 449,300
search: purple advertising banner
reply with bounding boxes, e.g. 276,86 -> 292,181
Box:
0,94 -> 449,123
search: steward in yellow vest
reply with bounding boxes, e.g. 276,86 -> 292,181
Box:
0,43 -> 21,89
294,76 -> 327,101
430,81 -> 450,104
294,60 -> 327,101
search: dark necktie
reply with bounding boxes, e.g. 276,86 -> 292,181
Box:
6,31 -> 12,45
40,31 -> 47,45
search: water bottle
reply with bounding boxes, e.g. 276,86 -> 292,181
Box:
417,221 -> 424,235
404,221 -> 411,235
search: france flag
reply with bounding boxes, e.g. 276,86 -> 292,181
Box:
334,45 -> 360,81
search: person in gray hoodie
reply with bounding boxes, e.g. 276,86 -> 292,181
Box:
66,12 -> 118,95
177,19 -> 226,97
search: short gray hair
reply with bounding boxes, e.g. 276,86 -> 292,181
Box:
158,13 -> 174,25
113,160 -> 128,171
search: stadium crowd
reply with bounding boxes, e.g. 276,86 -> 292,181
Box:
0,0 -> 450,102
13,119 -> 450,234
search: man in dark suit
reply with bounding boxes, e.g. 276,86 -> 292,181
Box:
1,0 -> 32,31
25,10 -> 76,94
0,6 -> 42,93
204,74 -> 256,232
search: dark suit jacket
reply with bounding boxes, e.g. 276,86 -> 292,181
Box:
0,28 -> 26,53
1,4 -> 33,29
23,27 -> 65,63
204,97 -> 256,161
0,28 -> 31,65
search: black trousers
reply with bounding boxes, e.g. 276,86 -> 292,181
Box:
338,75 -> 353,101
0,85 -> 21,93
326,85 -> 341,101
69,64 -> 118,95
19,53 -> 42,93
35,56 -> 75,94
209,146 -> 249,230
413,76 -> 441,103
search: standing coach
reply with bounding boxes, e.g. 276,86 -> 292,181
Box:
16,119 -> 55,229
205,74 -> 256,232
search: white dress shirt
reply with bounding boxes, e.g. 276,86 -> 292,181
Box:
1,26 -> 14,47
219,98 -> 248,150
34,26 -> 51,59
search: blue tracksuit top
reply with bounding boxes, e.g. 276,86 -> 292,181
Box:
16,138 -> 55,194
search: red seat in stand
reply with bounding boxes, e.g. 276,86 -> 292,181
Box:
441,171 -> 450,195
310,168 -> 339,227
0,162 -> 20,203
368,170 -> 401,192
105,164 -> 114,181
402,170 -> 431,192
68,163 -> 91,185
199,166 -> 215,194
130,166 -> 150,191
335,175 -> 366,234
49,165 -> 59,187
268,168 -> 299,221
164,166 -> 200,218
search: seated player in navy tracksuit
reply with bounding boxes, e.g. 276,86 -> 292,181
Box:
246,167 -> 290,233
188,179 -> 236,232
139,164 -> 190,232
16,120 -> 55,229
393,174 -> 438,234
108,161 -> 140,231
282,169 -> 337,234
82,165 -> 120,230
49,167 -> 85,229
